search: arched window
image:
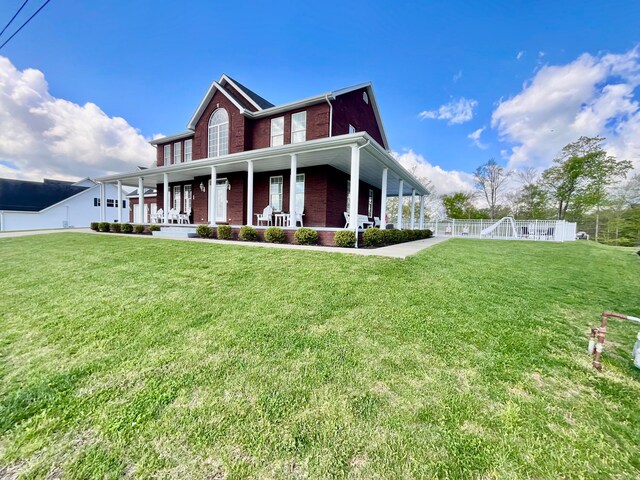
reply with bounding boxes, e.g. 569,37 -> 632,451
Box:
208,108 -> 229,158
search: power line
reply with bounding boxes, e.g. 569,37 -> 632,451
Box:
0,0 -> 52,51
0,0 -> 29,39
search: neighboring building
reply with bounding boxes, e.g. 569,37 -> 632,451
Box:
95,74 -> 429,238
127,187 -> 157,223
0,178 -> 127,231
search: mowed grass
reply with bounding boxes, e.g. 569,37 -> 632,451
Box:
0,234 -> 639,479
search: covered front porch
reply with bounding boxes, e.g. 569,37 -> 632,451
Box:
96,132 -> 430,232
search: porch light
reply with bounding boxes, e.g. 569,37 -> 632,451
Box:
199,182 -> 206,192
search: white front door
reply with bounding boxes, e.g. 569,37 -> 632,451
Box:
208,179 -> 228,223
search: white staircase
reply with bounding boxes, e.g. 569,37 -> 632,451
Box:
152,226 -> 198,238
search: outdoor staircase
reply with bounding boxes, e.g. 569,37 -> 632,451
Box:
152,226 -> 199,239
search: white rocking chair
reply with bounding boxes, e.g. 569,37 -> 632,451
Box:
255,205 -> 273,226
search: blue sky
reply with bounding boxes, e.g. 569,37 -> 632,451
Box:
0,0 -> 639,191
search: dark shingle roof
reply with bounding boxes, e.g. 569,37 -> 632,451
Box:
0,178 -> 89,212
226,75 -> 275,109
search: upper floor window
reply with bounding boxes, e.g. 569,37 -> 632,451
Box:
349,124 -> 356,134
164,145 -> 171,165
270,117 -> 284,147
291,112 -> 306,144
208,108 -> 229,158
174,142 -> 182,164
184,139 -> 192,162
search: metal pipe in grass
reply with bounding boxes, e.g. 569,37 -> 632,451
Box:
590,311 -> 640,371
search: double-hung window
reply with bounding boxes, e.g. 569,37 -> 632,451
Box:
270,117 -> 284,147
183,185 -> 192,214
269,176 -> 283,211
295,174 -> 305,213
107,199 -> 115,208
291,112 -> 306,143
184,139 -> 192,162
173,185 -> 181,211
368,189 -> 374,217
174,142 -> 182,164
164,145 -> 171,165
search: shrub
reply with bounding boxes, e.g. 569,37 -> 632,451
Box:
217,225 -> 232,240
424,229 -> 433,238
121,223 -> 133,233
90,222 -> 99,231
133,224 -> 145,234
98,222 -> 110,232
239,225 -> 258,241
363,228 -> 384,247
396,230 -> 409,243
264,227 -> 285,243
294,227 -> 318,245
149,225 -> 161,232
196,224 -> 212,238
335,230 -> 356,248
109,223 -> 121,233
406,230 -> 418,241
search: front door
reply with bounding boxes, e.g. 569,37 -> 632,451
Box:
208,179 -> 228,223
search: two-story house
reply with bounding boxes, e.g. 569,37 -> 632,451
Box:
95,75 -> 429,243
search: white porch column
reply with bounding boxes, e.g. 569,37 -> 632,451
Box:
100,182 -> 107,222
117,180 -> 122,223
289,154 -> 297,227
348,144 -> 360,232
138,177 -> 144,224
419,195 -> 425,229
210,166 -> 217,225
397,179 -> 404,230
247,160 -> 254,226
410,189 -> 416,230
163,173 -> 169,224
380,168 -> 388,229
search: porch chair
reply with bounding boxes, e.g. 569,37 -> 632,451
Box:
293,210 -> 304,227
156,208 -> 164,223
168,208 -> 179,224
374,217 -> 381,228
256,205 -> 273,226
344,212 -> 350,228
179,211 -> 190,224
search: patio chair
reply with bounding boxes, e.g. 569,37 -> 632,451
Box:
344,212 -> 350,228
358,215 -> 373,229
179,212 -> 190,224
156,208 -> 164,223
256,205 -> 273,226
168,208 -> 179,224
292,210 -> 304,227
374,217 -> 381,228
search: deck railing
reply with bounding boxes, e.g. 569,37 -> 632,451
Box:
423,217 -> 577,242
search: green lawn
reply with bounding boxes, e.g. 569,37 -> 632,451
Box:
0,234 -> 639,479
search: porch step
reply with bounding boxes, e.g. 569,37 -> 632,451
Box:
152,226 -> 198,238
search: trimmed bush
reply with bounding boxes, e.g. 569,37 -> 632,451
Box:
196,224 -> 212,238
98,222 -> 110,232
149,225 -> 161,232
335,230 -> 356,248
396,230 -> 409,243
294,227 -> 318,245
264,227 -> 286,243
424,229 -> 433,238
363,228 -> 384,247
121,223 -> 133,233
90,222 -> 99,231
133,225 -> 145,234
239,225 -> 258,241
109,223 -> 121,233
217,225 -> 232,240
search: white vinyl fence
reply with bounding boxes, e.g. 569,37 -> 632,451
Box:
424,217 -> 577,242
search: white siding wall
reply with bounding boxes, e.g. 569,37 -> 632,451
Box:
0,184 -> 127,231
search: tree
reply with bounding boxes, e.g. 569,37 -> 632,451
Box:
541,136 -> 633,220
473,159 -> 511,219
441,191 -> 486,219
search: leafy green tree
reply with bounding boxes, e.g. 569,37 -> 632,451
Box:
441,192 -> 486,219
541,136 -> 632,220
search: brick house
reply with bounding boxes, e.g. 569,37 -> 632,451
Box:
96,75 -> 429,242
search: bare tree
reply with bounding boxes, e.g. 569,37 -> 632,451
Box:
474,159 -> 511,219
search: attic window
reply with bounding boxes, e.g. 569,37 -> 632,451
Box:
363,91 -> 369,104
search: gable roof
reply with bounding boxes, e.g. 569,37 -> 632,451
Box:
127,187 -> 157,197
221,74 -> 275,110
0,178 -> 89,212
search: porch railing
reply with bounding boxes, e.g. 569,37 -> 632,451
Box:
423,217 -> 577,242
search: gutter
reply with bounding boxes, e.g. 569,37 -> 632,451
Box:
325,94 -> 333,137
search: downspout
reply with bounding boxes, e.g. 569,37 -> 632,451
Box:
354,139 -> 370,248
325,94 -> 333,137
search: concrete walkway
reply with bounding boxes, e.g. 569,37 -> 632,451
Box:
0,228 -> 449,259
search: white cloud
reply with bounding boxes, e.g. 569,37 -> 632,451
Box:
419,97 -> 478,125
0,56 -> 155,182
453,70 -> 463,82
467,127 -> 488,149
516,51 -> 525,60
391,149 -> 475,196
492,46 -> 640,170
